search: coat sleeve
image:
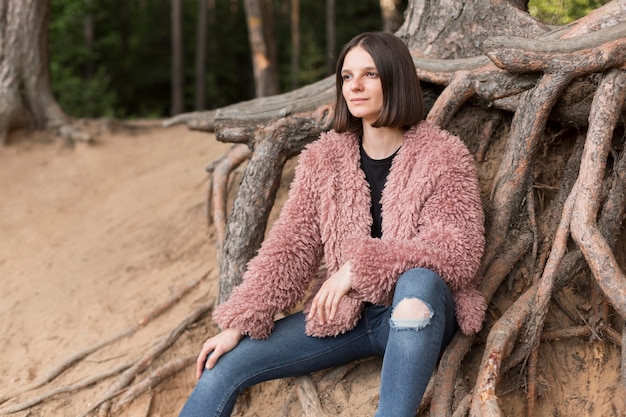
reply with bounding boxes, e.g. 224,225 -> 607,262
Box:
346,148 -> 486,332
212,147 -> 324,339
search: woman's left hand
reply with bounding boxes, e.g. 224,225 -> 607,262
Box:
308,262 -> 353,324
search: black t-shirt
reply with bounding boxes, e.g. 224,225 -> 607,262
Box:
359,143 -> 400,238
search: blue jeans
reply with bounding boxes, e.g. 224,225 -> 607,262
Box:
178,268 -> 457,417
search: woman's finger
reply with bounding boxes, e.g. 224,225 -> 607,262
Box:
324,293 -> 334,321
196,342 -> 214,379
205,347 -> 223,370
329,293 -> 339,321
315,292 -> 327,324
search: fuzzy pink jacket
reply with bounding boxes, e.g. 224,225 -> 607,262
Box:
213,122 -> 486,338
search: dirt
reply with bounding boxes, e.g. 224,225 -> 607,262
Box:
0,121 -> 624,417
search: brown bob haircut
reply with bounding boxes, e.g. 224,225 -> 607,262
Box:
333,32 -> 425,134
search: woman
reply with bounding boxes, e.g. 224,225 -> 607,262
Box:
178,31 -> 486,417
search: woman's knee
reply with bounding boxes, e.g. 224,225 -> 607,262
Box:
390,297 -> 433,330
391,268 -> 451,330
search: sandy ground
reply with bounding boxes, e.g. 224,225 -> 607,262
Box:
0,122 -> 624,417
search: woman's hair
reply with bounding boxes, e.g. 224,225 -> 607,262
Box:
333,32 -> 425,133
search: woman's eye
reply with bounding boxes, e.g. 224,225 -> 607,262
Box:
342,74 -> 352,80
367,72 -> 378,77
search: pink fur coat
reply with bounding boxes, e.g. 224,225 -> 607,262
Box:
213,122 -> 486,338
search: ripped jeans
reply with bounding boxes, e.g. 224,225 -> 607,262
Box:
177,268 -> 457,417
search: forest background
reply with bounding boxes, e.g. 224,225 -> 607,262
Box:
51,0 -> 609,121
1,1 -> 623,417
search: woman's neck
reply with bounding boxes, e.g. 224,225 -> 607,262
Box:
361,124 -> 405,160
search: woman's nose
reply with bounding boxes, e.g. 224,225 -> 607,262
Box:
351,79 -> 363,91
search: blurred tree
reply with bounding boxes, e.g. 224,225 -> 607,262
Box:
290,0 -> 300,89
326,0 -> 336,75
380,0 -> 405,32
244,0 -> 279,97
194,0 -> 209,110
171,0 -> 185,115
0,0 -> 69,144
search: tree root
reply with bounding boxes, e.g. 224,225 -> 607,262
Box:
111,355 -> 195,414
318,362 -> 357,392
527,346 -> 539,417
206,143 -> 252,248
162,110 -> 217,132
465,66 -> 626,416
475,111 -> 503,162
83,299 -> 215,417
56,123 -> 94,145
0,270 -> 208,408
570,69 -> 626,317
295,375 -> 327,417
0,362 -> 133,415
0,270 -> 211,416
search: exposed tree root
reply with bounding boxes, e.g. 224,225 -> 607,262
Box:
475,111 -> 503,162
467,67 -> 626,415
295,375 -> 327,417
84,299 -> 215,417
207,143 -> 252,248
111,355 -> 195,414
0,270 -> 209,409
0,271 -> 212,416
0,362 -> 133,415
162,110 -> 217,132
55,122 -> 94,145
570,69 -> 626,317
318,362 -> 357,392
526,346 -> 539,417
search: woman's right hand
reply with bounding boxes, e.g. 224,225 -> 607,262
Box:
196,327 -> 243,379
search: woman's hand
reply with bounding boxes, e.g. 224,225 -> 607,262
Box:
308,262 -> 353,325
196,327 -> 243,379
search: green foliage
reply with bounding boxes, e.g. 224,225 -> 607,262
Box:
529,0 -> 612,25
48,0 -> 389,119
50,0 -> 117,117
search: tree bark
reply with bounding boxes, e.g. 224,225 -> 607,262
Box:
194,0 -> 208,110
290,0 -> 300,89
243,0 -> 279,97
380,0 -> 405,33
0,0 -> 68,144
397,0 -> 549,58
326,0 -> 336,75
171,0 -> 185,115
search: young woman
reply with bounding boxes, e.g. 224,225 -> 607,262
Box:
178,31 -> 486,417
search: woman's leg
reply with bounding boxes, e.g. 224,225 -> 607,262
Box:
178,306 -> 388,417
374,268 -> 457,417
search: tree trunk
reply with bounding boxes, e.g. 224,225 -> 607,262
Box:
194,0 -> 208,111
83,0 -> 95,81
380,0 -> 405,33
397,0 -> 548,58
290,0 -> 300,90
0,0 -> 68,144
326,0 -> 336,75
171,0 -> 185,115
243,0 -> 279,97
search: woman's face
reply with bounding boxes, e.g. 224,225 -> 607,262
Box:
341,46 -> 383,126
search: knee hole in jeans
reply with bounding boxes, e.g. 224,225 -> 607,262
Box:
390,297 -> 433,330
